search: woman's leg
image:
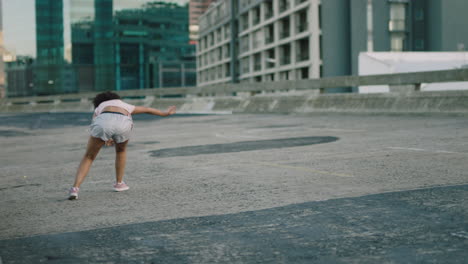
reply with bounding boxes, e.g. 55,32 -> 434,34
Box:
115,140 -> 129,183
72,136 -> 105,188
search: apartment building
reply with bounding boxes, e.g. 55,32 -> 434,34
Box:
198,0 -> 468,91
189,0 -> 214,44
197,0 -> 321,87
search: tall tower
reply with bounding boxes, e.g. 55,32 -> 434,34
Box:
94,0 -> 115,91
35,0 -> 64,95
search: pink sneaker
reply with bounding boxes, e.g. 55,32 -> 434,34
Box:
68,187 -> 79,200
113,182 -> 129,192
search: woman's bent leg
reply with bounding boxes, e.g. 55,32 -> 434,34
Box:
115,140 -> 128,183
72,136 -> 105,188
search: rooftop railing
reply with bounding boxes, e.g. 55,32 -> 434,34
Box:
1,68 -> 468,109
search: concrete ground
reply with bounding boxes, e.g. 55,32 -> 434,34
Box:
1,112 -> 467,263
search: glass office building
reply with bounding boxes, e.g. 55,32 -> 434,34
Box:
35,0 -> 66,95
25,0 -> 195,96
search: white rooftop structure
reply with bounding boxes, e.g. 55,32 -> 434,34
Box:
359,52 -> 468,93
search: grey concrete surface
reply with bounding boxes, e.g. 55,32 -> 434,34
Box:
1,112 -> 468,262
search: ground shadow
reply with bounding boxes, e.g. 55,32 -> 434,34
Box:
149,136 -> 339,158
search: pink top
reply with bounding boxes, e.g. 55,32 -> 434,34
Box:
94,99 -> 136,117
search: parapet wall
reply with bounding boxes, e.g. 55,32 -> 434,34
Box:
2,69 -> 468,115
2,90 -> 468,115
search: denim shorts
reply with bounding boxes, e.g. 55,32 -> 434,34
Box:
89,112 -> 133,143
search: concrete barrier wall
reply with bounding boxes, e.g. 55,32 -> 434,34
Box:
3,90 -> 468,114
2,69 -> 468,114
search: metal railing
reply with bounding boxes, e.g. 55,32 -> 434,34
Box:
1,68 -> 468,108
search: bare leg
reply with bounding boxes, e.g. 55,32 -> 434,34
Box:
72,136 -> 105,188
115,140 -> 128,183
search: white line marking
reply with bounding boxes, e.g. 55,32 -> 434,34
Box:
387,147 -> 465,155
214,133 -> 265,140
388,147 -> 427,152
252,161 -> 353,178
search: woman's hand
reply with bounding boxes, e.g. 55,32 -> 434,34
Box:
105,139 -> 115,146
165,106 -> 177,116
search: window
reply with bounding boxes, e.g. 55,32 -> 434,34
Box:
253,53 -> 261,71
241,57 -> 250,74
240,13 -> 249,31
225,62 -> 231,77
224,24 -> 230,39
279,17 -> 290,39
279,71 -> 289,80
296,37 -> 309,62
224,44 -> 230,59
415,8 -> 424,21
241,35 -> 250,53
264,0 -> 273,20
279,0 -> 289,13
216,28 -> 222,43
265,48 -> 276,69
389,1 -> 407,51
252,6 -> 261,25
252,30 -> 263,50
295,0 -> 307,5
265,24 -> 275,44
389,3 -> 406,32
279,44 -> 291,65
296,9 -> 308,33
298,67 -> 309,79
390,34 -> 405,51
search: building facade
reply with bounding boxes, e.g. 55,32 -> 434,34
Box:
34,0 -> 67,95
323,0 -> 468,82
5,57 -> 34,97
0,0 -> 5,98
189,0 -> 214,44
112,2 -> 195,90
6,0 -> 195,97
198,0 -> 468,90
197,0 -> 320,87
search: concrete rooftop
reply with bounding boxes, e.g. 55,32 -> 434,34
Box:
1,112 -> 467,263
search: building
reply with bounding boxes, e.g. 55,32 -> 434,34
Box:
197,0 -> 320,87
24,0 -> 195,97
0,0 -> 5,98
5,56 -> 34,97
189,0 -> 214,44
322,0 -> 468,92
112,2 -> 195,90
358,52 -> 468,93
34,0 -> 68,95
198,0 -> 468,91
70,0 -> 196,92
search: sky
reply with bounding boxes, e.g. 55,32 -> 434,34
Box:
2,0 -> 189,58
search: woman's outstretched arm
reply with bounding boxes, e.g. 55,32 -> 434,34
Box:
132,106 -> 176,116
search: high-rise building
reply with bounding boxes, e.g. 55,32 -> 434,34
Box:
197,0 -> 468,91
197,0 -> 320,87
112,2 -> 195,90
34,0 -> 66,95
189,0 -> 214,44
70,0 -> 95,93
26,0 -> 195,96
74,0 -> 196,91
94,0 -> 115,91
5,56 -> 34,97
